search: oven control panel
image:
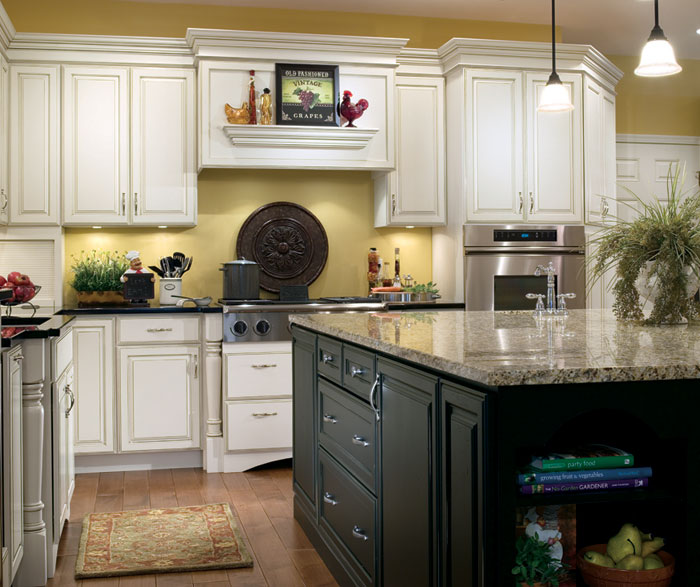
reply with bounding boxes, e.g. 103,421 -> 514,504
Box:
493,229 -> 558,242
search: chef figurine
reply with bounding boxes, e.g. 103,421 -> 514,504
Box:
121,250 -> 146,283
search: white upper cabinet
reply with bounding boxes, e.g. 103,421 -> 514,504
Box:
9,64 -> 60,225
374,73 -> 446,227
190,30 -> 406,170
63,66 -> 196,226
62,67 -> 129,225
130,69 -> 196,225
465,69 -> 582,224
584,77 -> 617,225
0,55 -> 8,225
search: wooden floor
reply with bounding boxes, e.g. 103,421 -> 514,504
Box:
48,462 -> 338,587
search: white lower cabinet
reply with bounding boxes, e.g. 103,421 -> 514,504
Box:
223,342 -> 292,468
2,345 -> 24,583
55,366 -> 75,537
73,319 -> 115,454
119,345 -> 200,452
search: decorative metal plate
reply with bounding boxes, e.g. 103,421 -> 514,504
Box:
236,202 -> 329,293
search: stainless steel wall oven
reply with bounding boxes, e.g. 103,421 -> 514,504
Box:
463,224 -> 586,311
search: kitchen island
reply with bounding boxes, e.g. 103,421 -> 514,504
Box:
289,309 -> 700,586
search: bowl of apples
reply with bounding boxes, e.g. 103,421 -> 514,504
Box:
0,272 -> 40,306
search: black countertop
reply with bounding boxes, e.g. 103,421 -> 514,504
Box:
384,301 -> 464,311
1,315 -> 75,347
57,304 -> 223,315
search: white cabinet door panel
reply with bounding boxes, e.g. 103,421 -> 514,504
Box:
466,70 -> 523,221
62,67 -> 129,225
9,65 -> 60,225
526,72 -> 582,223
225,399 -> 292,451
131,69 -> 196,226
73,319 -> 115,454
119,346 -> 200,452
0,56 -> 9,225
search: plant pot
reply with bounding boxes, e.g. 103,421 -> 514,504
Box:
76,290 -> 127,307
577,544 -> 674,587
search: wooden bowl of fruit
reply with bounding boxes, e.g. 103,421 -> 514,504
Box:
577,544 -> 674,587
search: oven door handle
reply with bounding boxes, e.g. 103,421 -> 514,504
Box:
464,246 -> 584,255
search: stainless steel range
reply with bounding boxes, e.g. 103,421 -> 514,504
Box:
220,297 -> 384,342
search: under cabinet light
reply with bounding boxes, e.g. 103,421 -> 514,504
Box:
158,225 -> 168,229
92,226 -> 102,229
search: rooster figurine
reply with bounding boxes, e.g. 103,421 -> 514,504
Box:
337,90 -> 369,128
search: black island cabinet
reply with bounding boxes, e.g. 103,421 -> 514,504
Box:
291,322 -> 699,586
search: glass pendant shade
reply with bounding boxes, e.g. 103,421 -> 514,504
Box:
538,0 -> 574,113
635,38 -> 682,76
538,75 -> 574,113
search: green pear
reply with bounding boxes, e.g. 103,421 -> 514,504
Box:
607,523 -> 643,563
640,531 -> 653,541
616,554 -> 644,570
583,551 -> 615,567
644,553 -> 665,570
641,536 -> 665,557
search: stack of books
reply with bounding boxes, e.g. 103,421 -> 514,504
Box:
518,444 -> 652,495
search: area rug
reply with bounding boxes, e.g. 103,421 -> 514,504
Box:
75,503 -> 253,578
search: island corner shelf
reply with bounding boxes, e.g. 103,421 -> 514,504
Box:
222,124 -> 380,150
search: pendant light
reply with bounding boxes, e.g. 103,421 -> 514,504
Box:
635,0 -> 682,77
538,0 -> 574,112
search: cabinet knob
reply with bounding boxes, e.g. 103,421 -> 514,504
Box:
13,354 -> 24,362
321,352 -> 334,364
352,526 -> 369,541
349,365 -> 365,378
322,414 -> 338,424
352,434 -> 370,447
323,492 -> 338,506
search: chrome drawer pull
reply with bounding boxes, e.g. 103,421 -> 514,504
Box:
251,412 -> 278,417
321,352 -> 334,364
369,374 -> 380,421
65,385 -> 75,418
323,492 -> 338,506
146,327 -> 173,333
323,414 -> 337,424
13,354 -> 24,362
350,365 -> 365,378
352,526 -> 369,541
352,434 -> 370,447
251,363 -> 277,369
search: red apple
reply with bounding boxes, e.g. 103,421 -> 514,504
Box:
7,272 -> 31,286
0,275 -> 6,287
14,285 -> 36,303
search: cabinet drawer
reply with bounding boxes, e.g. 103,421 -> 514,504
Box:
117,316 -> 200,344
224,350 -> 292,399
319,378 -> 377,492
317,335 -> 342,384
225,399 -> 292,451
342,345 -> 375,402
319,449 -> 376,583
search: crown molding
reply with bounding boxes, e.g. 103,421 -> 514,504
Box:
617,133 -> 700,146
0,0 -> 15,54
8,32 -> 193,66
187,28 -> 408,67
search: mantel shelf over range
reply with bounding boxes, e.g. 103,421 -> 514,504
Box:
222,124 -> 380,150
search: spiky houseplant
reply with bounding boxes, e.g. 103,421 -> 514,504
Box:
70,249 -> 129,292
589,164 -> 700,324
511,533 -> 569,587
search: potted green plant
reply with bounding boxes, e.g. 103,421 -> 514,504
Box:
406,281 -> 440,301
511,534 -> 570,587
589,164 -> 700,324
70,249 -> 130,306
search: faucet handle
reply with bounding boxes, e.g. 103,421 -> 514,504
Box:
525,293 -> 546,316
556,292 -> 576,315
534,261 -> 556,277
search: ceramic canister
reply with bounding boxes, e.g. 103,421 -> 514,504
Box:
159,277 -> 182,305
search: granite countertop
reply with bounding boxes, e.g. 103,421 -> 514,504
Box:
290,309 -> 700,386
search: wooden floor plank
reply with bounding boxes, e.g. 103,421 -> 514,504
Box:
55,466 -> 338,587
123,471 -> 150,511
148,470 -> 178,509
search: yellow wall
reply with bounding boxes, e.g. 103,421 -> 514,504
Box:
611,55 -> 700,136
64,170 -> 432,304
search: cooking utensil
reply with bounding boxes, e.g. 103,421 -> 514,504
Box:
180,256 -> 193,275
171,295 -> 212,307
220,259 -> 260,300
148,265 -> 165,277
173,252 -> 186,268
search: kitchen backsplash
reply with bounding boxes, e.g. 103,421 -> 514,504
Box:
63,169 -> 433,305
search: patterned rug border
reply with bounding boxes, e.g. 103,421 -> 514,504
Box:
75,503 -> 253,579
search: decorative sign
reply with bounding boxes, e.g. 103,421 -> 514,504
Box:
123,273 -> 155,305
275,63 -> 339,126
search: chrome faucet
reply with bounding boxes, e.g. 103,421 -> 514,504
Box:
535,262 -> 557,313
